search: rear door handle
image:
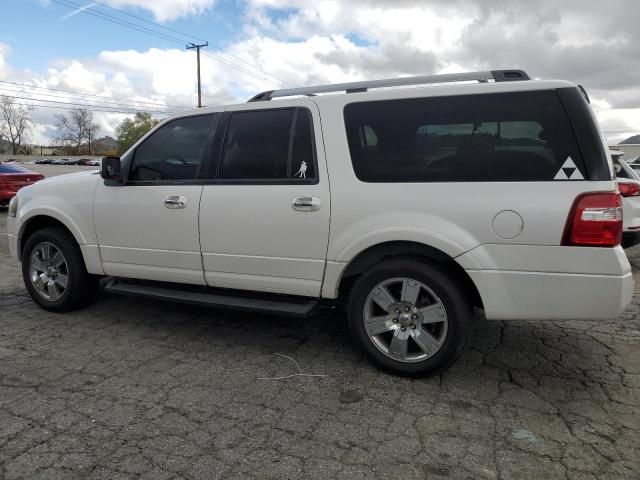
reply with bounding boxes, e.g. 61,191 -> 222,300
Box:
292,196 -> 321,212
164,195 -> 187,209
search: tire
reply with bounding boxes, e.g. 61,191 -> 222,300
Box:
347,258 -> 472,377
21,227 -> 98,312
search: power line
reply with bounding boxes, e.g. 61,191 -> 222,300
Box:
8,100 -> 176,115
90,0 -> 209,44
1,95 -> 180,115
89,0 -> 285,85
49,0 -> 285,88
0,82 -> 188,110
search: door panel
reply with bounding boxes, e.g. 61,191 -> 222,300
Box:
199,101 -> 330,297
93,113 -> 220,285
94,184 -> 205,284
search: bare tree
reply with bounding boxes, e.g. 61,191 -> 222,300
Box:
54,109 -> 99,155
0,96 -> 35,155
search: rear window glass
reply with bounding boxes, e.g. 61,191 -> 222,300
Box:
344,90 -> 586,182
0,163 -> 30,173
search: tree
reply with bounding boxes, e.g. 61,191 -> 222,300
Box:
0,96 -> 34,155
115,112 -> 160,154
54,109 -> 99,155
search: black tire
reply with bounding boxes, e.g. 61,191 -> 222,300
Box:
21,227 -> 98,312
347,258 -> 472,377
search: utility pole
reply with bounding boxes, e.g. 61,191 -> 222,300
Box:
186,42 -> 208,108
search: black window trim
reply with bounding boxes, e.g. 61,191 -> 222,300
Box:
124,113 -> 220,186
209,106 -> 320,186
342,89 -> 591,184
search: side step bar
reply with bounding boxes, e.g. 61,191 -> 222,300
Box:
102,278 -> 319,317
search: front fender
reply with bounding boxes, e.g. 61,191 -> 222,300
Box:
14,172 -> 101,249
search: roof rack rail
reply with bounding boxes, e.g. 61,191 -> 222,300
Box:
247,69 -> 530,102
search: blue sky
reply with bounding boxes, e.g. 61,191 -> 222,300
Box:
0,0 -> 639,144
1,0 -> 243,72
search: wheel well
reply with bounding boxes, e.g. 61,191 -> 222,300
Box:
337,241 -> 483,309
19,216 -> 76,259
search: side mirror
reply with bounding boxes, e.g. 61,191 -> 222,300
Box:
101,156 -> 122,182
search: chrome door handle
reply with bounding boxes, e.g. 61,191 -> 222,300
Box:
164,195 -> 187,209
292,196 -> 321,212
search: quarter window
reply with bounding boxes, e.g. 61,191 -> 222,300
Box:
129,114 -> 216,182
219,108 -> 316,181
344,91 -> 585,182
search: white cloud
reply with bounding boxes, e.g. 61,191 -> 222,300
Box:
0,43 -> 12,80
102,0 -> 217,22
3,0 -> 640,145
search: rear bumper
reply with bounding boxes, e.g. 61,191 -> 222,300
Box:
467,270 -> 633,320
457,244 -> 633,320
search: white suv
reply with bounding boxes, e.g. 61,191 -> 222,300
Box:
6,70 -> 633,376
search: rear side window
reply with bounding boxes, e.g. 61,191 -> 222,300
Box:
219,108 -> 316,182
344,91 -> 586,182
129,114 -> 217,182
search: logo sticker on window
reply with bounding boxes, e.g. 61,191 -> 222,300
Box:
294,161 -> 308,179
554,157 -> 584,180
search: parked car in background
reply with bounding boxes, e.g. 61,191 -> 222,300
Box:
52,158 -> 71,165
76,158 -> 92,166
0,162 -> 45,206
612,152 -> 640,248
88,159 -> 101,166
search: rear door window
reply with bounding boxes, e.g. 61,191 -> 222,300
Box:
344,90 -> 586,182
218,108 -> 316,182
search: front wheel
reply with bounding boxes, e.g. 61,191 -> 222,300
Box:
21,227 -> 97,312
347,259 -> 472,377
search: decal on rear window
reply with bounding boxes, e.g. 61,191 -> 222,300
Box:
553,157 -> 584,180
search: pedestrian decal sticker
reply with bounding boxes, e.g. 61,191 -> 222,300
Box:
554,157 -> 584,180
294,161 -> 308,179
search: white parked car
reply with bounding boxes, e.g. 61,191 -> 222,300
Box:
612,153 -> 640,248
6,70 -> 633,376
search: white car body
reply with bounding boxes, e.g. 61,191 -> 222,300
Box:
613,156 -> 640,247
7,74 -> 633,323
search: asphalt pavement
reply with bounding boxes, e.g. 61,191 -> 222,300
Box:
0,167 -> 638,479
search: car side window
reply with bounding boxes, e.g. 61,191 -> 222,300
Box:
344,91 -> 585,182
129,114 -> 217,182
219,108 -> 316,182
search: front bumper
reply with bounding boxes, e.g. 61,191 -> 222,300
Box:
8,233 -> 19,260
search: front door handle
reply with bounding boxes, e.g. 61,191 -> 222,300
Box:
164,195 -> 187,209
292,196 -> 321,212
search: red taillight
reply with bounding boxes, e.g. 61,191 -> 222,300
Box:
618,182 -> 640,197
562,192 -> 622,247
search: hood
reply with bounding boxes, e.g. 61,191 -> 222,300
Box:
17,169 -> 101,200
36,169 -> 100,185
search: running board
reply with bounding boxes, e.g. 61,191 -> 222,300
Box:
102,278 -> 319,317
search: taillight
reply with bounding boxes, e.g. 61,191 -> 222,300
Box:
618,182 -> 640,197
562,192 -> 622,247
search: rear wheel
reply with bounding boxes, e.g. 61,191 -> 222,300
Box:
21,227 -> 97,312
347,258 -> 472,377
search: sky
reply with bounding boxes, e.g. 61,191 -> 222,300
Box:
0,0 -> 639,145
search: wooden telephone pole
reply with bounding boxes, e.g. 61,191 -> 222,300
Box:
186,42 -> 208,108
